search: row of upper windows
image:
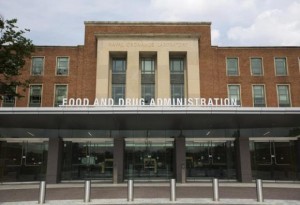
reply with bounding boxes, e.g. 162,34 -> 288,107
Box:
1,85 -> 67,107
228,84 -> 291,107
0,84 -> 292,107
226,57 -> 297,76
31,57 -> 69,76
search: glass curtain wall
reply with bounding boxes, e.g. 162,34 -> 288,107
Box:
186,140 -> 236,181
0,140 -> 48,182
61,140 -> 113,181
250,140 -> 297,181
124,138 -> 174,181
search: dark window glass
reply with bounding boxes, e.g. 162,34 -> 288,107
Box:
226,58 -> 239,76
112,84 -> 125,105
57,57 -> 69,75
251,58 -> 263,76
275,58 -> 287,76
29,85 -> 42,107
141,58 -> 155,74
31,57 -> 44,75
112,58 -> 126,73
54,85 -> 67,107
277,85 -> 290,107
253,85 -> 266,107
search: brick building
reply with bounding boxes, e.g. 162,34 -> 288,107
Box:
0,22 -> 300,184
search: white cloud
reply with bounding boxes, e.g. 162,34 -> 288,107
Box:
211,29 -> 220,45
227,2 -> 300,46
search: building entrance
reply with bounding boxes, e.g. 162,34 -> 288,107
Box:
186,139 -> 236,181
124,138 -> 174,181
61,139 -> 113,181
0,139 -> 48,182
250,139 -> 297,181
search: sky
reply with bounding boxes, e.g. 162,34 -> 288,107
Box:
1,0 -> 300,46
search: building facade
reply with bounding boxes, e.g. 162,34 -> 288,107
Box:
0,22 -> 300,184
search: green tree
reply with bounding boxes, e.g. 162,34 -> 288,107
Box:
0,17 -> 34,99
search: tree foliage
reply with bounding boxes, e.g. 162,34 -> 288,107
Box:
0,18 -> 34,99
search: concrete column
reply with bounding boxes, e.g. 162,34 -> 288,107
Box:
236,136 -> 252,182
113,138 -> 125,183
157,51 -> 170,98
46,137 -> 63,184
126,51 -> 140,98
175,137 -> 186,183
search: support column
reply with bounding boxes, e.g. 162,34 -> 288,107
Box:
113,138 -> 124,183
236,136 -> 252,182
175,137 -> 186,183
296,139 -> 300,180
157,51 -> 170,98
46,137 -> 63,184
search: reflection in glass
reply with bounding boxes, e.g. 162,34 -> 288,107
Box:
186,141 -> 236,180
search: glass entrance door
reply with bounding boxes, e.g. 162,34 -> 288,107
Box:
61,140 -> 113,181
0,140 -> 48,182
186,140 -> 236,180
124,138 -> 174,181
250,140 -> 297,181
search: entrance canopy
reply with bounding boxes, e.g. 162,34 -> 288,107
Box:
0,107 -> 300,130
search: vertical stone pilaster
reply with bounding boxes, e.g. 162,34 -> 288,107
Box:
157,51 -> 170,98
126,51 -> 140,98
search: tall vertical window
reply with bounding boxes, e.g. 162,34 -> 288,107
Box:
252,85 -> 266,107
112,84 -> 125,105
31,57 -> 44,75
56,57 -> 69,75
141,57 -> 155,105
112,58 -> 126,73
29,85 -> 42,107
112,57 -> 126,105
170,57 -> 185,105
141,58 -> 155,74
54,85 -> 67,107
275,58 -> 287,76
251,58 -> 263,76
226,58 -> 239,76
228,85 -> 241,105
1,86 -> 16,107
277,85 -> 291,107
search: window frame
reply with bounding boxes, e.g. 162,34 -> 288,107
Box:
274,57 -> 288,76
112,58 -> 126,74
141,57 -> 155,74
227,84 -> 241,105
1,86 -> 17,107
226,57 -> 239,76
276,84 -> 291,107
54,84 -> 68,107
28,84 -> 43,107
56,56 -> 70,76
252,84 -> 266,107
141,84 -> 155,105
31,56 -> 45,76
250,57 -> 264,76
111,84 -> 125,105
170,58 -> 184,74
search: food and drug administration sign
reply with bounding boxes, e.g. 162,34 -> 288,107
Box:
61,98 -> 238,107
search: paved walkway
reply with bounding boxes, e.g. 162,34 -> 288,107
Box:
0,182 -> 300,205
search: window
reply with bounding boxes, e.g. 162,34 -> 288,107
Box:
275,58 -> 287,76
29,85 -> 42,107
112,84 -> 125,105
277,85 -> 291,107
141,58 -> 155,74
31,57 -> 44,75
170,57 -> 185,105
226,58 -> 239,76
56,57 -> 69,75
228,85 -> 241,105
170,58 -> 184,73
171,84 -> 184,104
54,85 -> 67,107
2,86 -> 16,107
141,84 -> 155,105
112,58 -> 126,73
252,85 -> 266,107
251,58 -> 263,76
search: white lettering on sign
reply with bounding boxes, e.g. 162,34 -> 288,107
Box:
61,98 -> 238,107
